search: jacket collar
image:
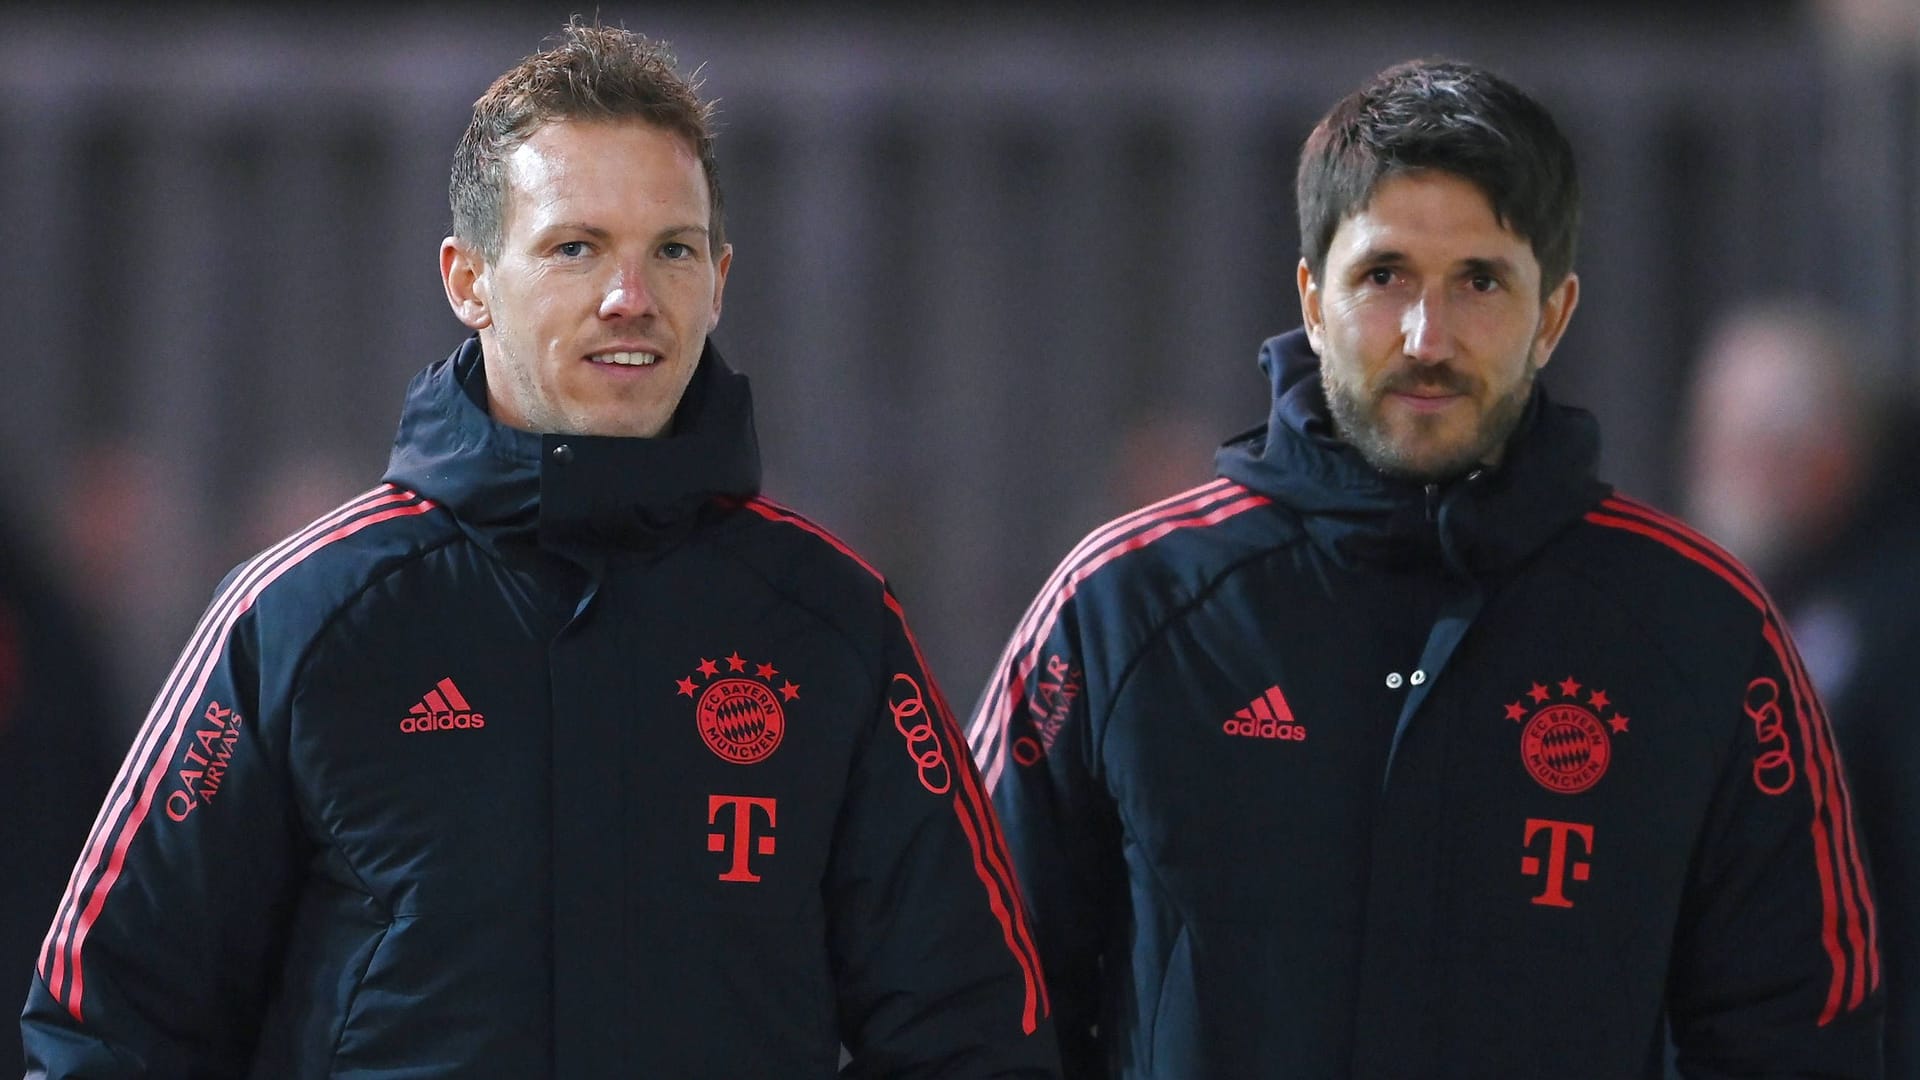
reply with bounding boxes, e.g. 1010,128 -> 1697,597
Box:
383,336 -> 762,554
1214,327 -> 1608,576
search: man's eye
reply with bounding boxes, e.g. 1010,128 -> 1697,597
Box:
1469,274 -> 1499,293
1366,268 -> 1395,286
556,241 -> 589,258
661,242 -> 693,259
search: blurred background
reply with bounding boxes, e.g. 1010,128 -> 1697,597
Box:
3,0 -> 1920,1073
1,0 -> 1916,709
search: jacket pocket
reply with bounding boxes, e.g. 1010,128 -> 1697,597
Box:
328,918 -> 394,1066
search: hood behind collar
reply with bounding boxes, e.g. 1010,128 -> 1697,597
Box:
383,336 -> 761,552
1215,327 -> 1608,575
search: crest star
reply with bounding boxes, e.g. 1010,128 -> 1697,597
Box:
780,680 -> 801,701
676,676 -> 698,697
1505,702 -> 1528,722
1558,676 -> 1582,698
756,662 -> 778,680
726,652 -> 747,672
1610,714 -> 1630,734
1589,689 -> 1611,710
696,658 -> 719,678
1528,682 -> 1551,704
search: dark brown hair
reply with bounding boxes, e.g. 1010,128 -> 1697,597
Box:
1297,59 -> 1579,297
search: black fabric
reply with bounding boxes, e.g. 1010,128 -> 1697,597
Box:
976,328 -> 1884,1078
23,337 -> 1059,1079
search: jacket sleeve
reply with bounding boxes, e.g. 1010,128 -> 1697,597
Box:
966,591 -> 1119,1080
21,585 -> 304,1078
1668,625 -> 1885,1078
827,587 -> 1060,1078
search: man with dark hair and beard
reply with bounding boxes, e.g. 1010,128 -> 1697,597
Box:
968,59 -> 1884,1078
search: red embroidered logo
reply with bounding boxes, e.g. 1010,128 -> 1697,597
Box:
1505,676 -> 1627,794
680,652 -> 798,765
1745,677 -> 1796,796
708,794 -> 777,882
1014,654 -> 1082,767
889,673 -> 952,795
1222,685 -> 1306,741
399,677 -> 486,733
165,701 -> 246,822
1521,817 -> 1595,908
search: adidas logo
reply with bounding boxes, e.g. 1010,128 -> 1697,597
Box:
399,677 -> 486,733
1222,685 -> 1306,741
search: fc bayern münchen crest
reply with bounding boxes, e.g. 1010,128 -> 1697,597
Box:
1503,676 -> 1629,795
677,652 -> 802,765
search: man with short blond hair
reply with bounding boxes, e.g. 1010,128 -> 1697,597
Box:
25,23 -> 1057,1078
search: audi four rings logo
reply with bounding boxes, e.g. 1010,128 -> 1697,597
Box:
1745,676 -> 1797,796
889,673 -> 951,795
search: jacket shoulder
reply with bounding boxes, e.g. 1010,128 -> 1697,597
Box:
988,478 -> 1289,681
219,483 -> 453,646
1569,491 -> 1773,638
710,495 -> 891,631
1044,478 -> 1286,621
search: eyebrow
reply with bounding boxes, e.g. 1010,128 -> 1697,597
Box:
1460,255 -> 1519,278
534,223 -> 710,242
1349,248 -> 1519,278
1351,247 -> 1406,267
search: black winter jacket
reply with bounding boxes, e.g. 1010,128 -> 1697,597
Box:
24,339 -> 1056,1078
967,329 -> 1883,1078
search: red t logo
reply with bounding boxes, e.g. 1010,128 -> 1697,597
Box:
1521,817 -> 1594,908
708,794 -> 778,882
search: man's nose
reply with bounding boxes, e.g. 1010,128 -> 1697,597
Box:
599,265 -> 656,319
1401,290 -> 1454,363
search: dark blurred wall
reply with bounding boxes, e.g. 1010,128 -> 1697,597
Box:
1,3 -> 1916,722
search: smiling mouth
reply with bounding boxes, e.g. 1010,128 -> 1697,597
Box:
587,351 -> 659,367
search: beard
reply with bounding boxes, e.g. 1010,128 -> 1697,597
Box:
1324,358 -> 1537,482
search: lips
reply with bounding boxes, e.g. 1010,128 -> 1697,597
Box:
587,350 -> 659,367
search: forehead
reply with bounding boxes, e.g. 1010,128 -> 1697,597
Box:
1329,170 -> 1537,270
500,119 -> 708,228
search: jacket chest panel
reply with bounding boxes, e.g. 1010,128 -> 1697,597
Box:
550,562 -> 870,910
289,568 -> 561,914
1105,567 -> 1438,926
1392,580 -> 1724,948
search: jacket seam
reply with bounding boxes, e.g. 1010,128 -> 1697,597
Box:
327,918 -> 398,1067
704,528 -> 880,685
1095,534 -> 1308,742
1087,534 -> 1306,940
282,525 -> 463,897
1554,528 -> 1759,782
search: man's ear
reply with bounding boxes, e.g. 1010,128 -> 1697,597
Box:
1530,271 -> 1580,371
708,243 -> 732,331
440,237 -> 492,330
1297,258 -> 1325,354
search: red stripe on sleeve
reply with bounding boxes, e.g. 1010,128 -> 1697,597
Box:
732,496 -> 1051,1029
1584,497 -> 1879,1023
42,485 -> 435,1020
42,484 -> 412,999
951,799 -> 1040,1034
888,595 -> 1050,1021
975,490 -> 1272,792
1600,496 -> 1880,997
1604,498 -> 1880,993
965,482 -> 1237,756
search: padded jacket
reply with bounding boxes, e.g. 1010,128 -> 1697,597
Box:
968,329 -> 1883,1078
24,339 -> 1056,1078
